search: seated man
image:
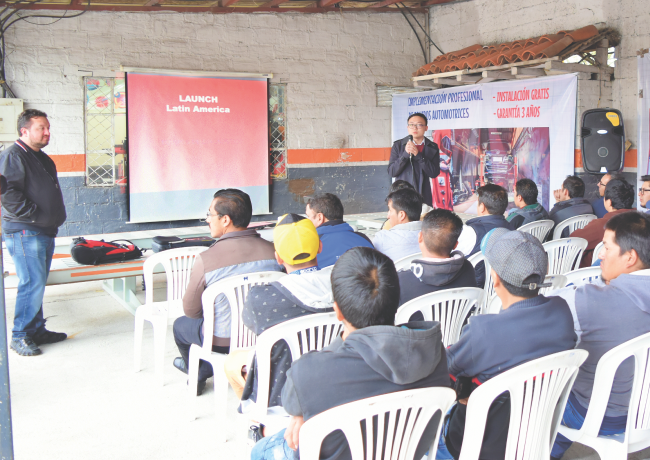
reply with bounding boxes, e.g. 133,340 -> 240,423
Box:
399,208 -> 476,307
550,175 -> 594,238
507,178 -> 549,229
172,189 -> 282,394
550,211 -> 650,460
639,174 -> 650,213
224,213 -> 334,413
305,193 -> 373,269
456,184 -> 512,287
572,178 -> 636,267
439,228 -> 576,460
373,188 -> 423,260
251,246 -> 451,460
591,173 -> 623,218
381,180 -> 432,230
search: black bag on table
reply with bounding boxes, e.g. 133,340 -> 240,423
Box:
70,237 -> 143,266
151,236 -> 214,253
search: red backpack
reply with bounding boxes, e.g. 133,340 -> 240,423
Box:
70,237 -> 143,266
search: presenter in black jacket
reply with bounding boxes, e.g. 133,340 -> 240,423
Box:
388,112 -> 440,207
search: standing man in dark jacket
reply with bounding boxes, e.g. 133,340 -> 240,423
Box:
399,209 -> 476,307
388,113 -> 440,207
305,193 -> 373,269
549,175 -> 594,238
250,247 -> 451,460
0,110 -> 67,356
438,228 -> 576,460
456,184 -> 512,287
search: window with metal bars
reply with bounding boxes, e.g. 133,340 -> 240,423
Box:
84,79 -> 287,185
84,77 -> 127,186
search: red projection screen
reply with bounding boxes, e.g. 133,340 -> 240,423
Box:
126,71 -> 270,223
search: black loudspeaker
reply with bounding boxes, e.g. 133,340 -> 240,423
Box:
581,108 -> 625,173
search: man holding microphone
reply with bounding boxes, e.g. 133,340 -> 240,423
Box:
388,113 -> 441,207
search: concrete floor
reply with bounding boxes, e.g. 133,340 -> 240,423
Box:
4,277 -> 650,460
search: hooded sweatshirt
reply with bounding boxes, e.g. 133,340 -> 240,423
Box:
398,251 -> 477,306
549,197 -> 594,239
316,220 -> 374,269
282,321 -> 451,460
571,272 -> 650,417
506,202 -> 549,230
240,267 -> 334,410
372,220 -> 422,261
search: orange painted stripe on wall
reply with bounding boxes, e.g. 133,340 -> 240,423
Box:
287,148 -> 391,164
574,149 -> 637,169
52,154 -> 85,173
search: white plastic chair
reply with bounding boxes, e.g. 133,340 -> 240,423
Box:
133,247 -> 208,385
592,241 -> 605,265
395,288 -> 485,347
563,266 -> 602,287
458,349 -> 588,460
558,332 -> 650,459
484,275 -> 567,314
543,237 -> 588,275
251,312 -> 343,422
394,252 -> 423,271
467,251 -> 494,314
187,271 -> 286,427
552,213 -> 597,240
518,219 -> 554,243
299,388 -> 457,460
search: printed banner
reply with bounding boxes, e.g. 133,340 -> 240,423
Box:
637,53 -> 650,193
126,72 -> 269,223
392,74 -> 577,214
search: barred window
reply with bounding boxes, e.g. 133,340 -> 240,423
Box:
269,83 -> 287,180
84,77 -> 127,186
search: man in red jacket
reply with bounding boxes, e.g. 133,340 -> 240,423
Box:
571,178 -> 636,267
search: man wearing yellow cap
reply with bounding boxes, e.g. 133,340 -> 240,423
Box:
224,214 -> 334,431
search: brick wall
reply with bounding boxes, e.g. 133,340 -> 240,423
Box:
2,10 -> 426,235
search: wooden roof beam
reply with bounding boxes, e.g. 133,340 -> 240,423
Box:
259,0 -> 289,7
370,0 -> 400,8
317,0 -> 339,7
221,0 -> 241,7
422,0 -> 457,6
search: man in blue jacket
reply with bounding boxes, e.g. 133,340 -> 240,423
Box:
305,193 -> 373,269
0,110 -> 67,356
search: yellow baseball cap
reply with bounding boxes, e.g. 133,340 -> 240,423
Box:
273,213 -> 320,264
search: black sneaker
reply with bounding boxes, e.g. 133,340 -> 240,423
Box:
33,329 -> 67,346
10,337 -> 42,356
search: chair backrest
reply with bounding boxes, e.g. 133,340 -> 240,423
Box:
552,214 -> 597,240
563,266 -> 602,288
142,247 -> 208,306
542,237 -> 588,275
576,331 -> 650,453
591,241 -> 604,265
485,275 -> 567,314
299,388 -> 457,460
200,271 -> 286,353
254,312 -> 343,416
518,219 -> 554,243
467,251 -> 494,314
395,288 -> 485,347
394,252 -> 423,271
458,349 -> 588,460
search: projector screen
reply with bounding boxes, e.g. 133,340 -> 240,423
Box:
126,71 -> 270,223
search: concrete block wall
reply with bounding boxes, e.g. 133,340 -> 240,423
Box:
2,10 -> 427,235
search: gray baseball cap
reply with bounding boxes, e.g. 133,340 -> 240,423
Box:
480,227 -> 550,290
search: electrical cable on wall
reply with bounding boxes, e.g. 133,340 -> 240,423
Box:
0,0 -> 91,98
396,3 -> 427,65
399,2 -> 444,56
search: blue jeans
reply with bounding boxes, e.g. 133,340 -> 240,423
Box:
551,393 -> 627,459
4,230 -> 55,339
250,428 -> 295,460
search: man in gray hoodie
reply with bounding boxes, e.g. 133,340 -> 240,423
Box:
550,211 -> 650,460
372,188 -> 423,261
250,246 -> 451,460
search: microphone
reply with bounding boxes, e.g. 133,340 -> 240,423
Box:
407,135 -> 413,142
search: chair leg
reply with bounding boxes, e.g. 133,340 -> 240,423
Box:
214,361 -> 229,443
188,346 -> 201,422
133,308 -> 147,373
152,317 -> 168,386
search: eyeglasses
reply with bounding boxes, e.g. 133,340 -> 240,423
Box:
204,211 -> 221,222
640,188 -> 650,193
407,123 -> 426,129
597,180 -> 608,187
